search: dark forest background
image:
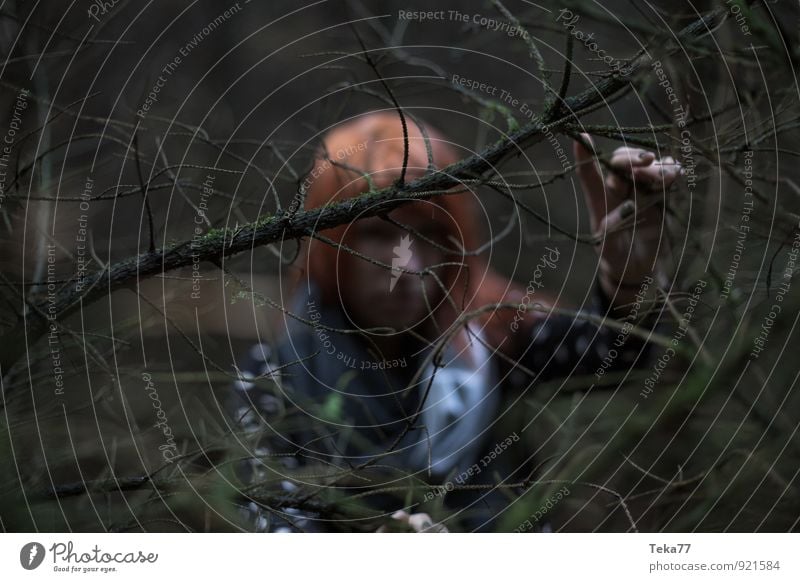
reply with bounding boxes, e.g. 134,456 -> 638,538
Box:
0,0 -> 799,532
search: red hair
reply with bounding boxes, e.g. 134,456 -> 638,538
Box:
297,111 -> 550,355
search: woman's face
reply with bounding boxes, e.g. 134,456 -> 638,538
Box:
337,204 -> 455,333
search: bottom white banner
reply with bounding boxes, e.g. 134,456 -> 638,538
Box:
0,533 -> 796,581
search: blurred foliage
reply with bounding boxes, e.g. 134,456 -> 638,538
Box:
1,0 -> 799,532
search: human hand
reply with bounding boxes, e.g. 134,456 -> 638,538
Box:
375,510 -> 450,533
573,133 -> 682,302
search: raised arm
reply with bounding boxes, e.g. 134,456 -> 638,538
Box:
573,134 -> 682,308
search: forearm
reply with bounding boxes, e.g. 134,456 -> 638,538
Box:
598,260 -> 655,313
519,276 -> 656,384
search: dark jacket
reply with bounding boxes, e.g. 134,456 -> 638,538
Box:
226,278 -> 653,532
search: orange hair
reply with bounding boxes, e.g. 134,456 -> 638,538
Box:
297,111 -> 548,355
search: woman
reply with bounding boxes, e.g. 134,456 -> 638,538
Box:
226,111 -> 680,532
